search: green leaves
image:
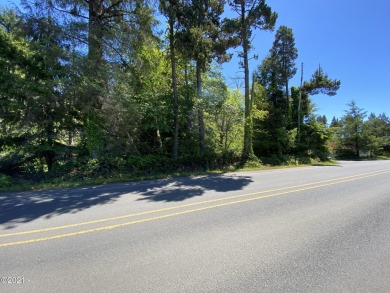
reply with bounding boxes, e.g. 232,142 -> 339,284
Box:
303,65 -> 341,96
226,0 -> 277,160
3,0 -> 387,186
337,100 -> 367,157
270,25 -> 298,87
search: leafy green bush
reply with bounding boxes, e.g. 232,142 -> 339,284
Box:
260,155 -> 283,166
335,148 -> 358,159
0,173 -> 12,189
177,153 -> 208,170
295,155 -> 312,165
217,150 -> 242,166
177,150 -> 241,171
127,155 -> 174,173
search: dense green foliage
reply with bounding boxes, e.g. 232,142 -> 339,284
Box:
225,0 -> 277,161
0,1 -> 388,190
330,101 -> 390,158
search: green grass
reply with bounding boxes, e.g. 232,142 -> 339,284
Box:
0,159 -> 341,193
3,153 -> 388,193
1,169 -> 227,193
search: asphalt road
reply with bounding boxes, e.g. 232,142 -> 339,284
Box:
1,160 -> 390,292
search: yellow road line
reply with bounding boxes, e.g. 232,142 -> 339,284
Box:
1,169 -> 389,238
1,169 -> 389,247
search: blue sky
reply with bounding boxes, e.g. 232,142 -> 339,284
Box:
222,0 -> 390,121
1,0 -> 389,121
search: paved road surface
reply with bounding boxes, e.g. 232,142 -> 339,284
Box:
1,160 -> 390,292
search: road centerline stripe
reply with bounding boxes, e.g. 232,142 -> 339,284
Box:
1,169 -> 389,238
1,169 -> 389,247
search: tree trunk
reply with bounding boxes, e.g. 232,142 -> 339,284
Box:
88,0 -> 104,109
45,117 -> 55,172
156,129 -> 163,149
286,79 -> 290,126
184,64 -> 193,131
355,137 -> 360,157
241,2 -> 253,160
86,0 -> 105,158
297,63 -> 303,142
196,60 -> 205,153
169,17 -> 179,161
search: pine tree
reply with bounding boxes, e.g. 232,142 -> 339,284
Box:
0,7 -> 76,172
160,0 -> 182,160
339,100 -> 367,157
303,65 -> 341,96
178,0 -> 228,153
269,25 -> 298,120
224,0 -> 277,161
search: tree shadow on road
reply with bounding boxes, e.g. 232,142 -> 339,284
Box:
0,187 -> 123,229
0,174 -> 253,229
135,174 -> 253,202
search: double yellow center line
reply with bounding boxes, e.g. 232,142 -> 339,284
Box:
1,169 -> 389,247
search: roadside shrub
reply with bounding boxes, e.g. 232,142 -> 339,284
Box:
335,148 -> 358,159
177,153 -> 208,170
127,155 -> 174,173
98,157 -> 127,174
218,150 -> 242,166
308,149 -> 329,161
0,173 -> 12,189
242,158 -> 262,168
282,155 -> 298,166
261,155 -> 283,166
296,155 -> 311,165
177,150 -> 242,171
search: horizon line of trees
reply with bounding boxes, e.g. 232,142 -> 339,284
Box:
0,0 -> 388,182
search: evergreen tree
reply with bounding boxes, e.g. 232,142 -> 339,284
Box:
330,116 -> 340,127
255,26 -> 297,158
338,100 -> 367,157
269,25 -> 298,120
24,0 -> 156,158
160,0 -> 183,160
297,64 -> 340,141
0,8 -> 77,172
224,0 -> 277,161
178,0 -> 229,153
363,113 -> 390,156
303,65 -> 341,96
316,115 -> 327,125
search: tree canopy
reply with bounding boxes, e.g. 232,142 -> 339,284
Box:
1,2 -> 388,189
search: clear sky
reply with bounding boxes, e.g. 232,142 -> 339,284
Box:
222,0 -> 390,121
1,0 -> 389,121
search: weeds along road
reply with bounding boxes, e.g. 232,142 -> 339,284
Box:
1,160 -> 390,292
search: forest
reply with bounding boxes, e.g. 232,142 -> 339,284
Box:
1,0 -> 389,190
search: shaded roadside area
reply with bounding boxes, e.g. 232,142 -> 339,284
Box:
0,174 -> 253,229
